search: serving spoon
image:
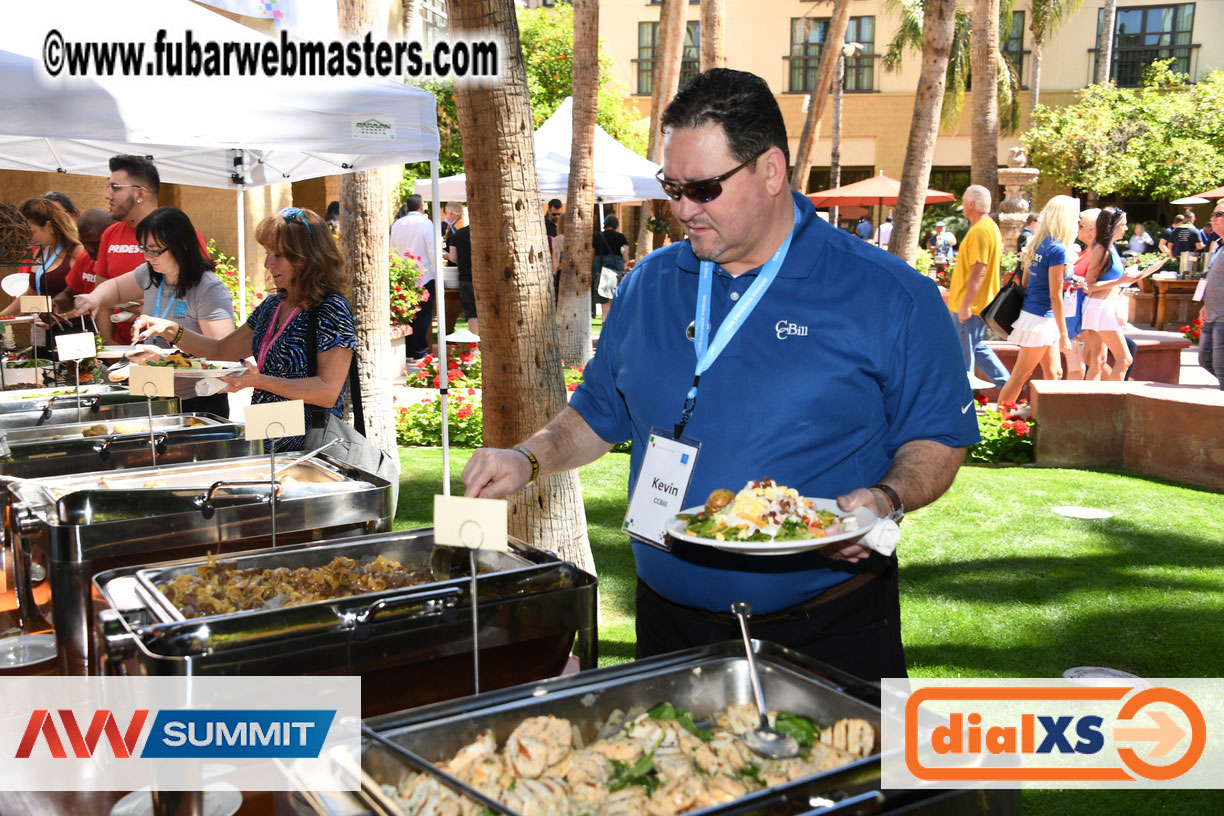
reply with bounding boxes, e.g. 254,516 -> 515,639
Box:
731,601 -> 799,759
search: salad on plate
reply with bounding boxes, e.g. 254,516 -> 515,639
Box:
677,478 -> 860,542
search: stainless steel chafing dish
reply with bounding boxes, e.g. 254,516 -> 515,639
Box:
0,386 -> 179,429
0,413 -> 253,476
94,529 -> 597,716
6,451 -> 392,675
340,643 -> 1013,816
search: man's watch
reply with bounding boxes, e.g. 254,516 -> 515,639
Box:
871,483 -> 905,524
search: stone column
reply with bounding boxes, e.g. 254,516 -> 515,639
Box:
997,148 -> 1040,256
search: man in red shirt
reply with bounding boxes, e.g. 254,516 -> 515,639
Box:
53,209 -> 115,318
90,156 -> 163,342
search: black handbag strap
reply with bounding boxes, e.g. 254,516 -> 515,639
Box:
306,305 -> 365,435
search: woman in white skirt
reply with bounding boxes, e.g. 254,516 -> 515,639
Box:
997,196 -> 1079,406
1081,208 -> 1163,380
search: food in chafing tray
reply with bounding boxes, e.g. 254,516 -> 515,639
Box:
382,704 -> 875,816
147,352 -> 226,370
157,554 -> 433,618
677,479 -> 859,542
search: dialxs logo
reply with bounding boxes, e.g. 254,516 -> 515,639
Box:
14,709 -> 336,760
904,686 -> 1207,783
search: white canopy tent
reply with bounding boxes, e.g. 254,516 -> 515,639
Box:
416,97 -> 666,204
0,0 -> 467,489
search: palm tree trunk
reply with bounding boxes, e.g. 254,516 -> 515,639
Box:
970,0 -> 999,199
700,0 -> 725,71
445,0 -> 595,575
1029,38 -> 1043,112
789,0 -> 851,192
557,0 -> 598,367
1097,0 -> 1117,83
635,0 -> 687,260
829,53 -> 845,228
338,0 -> 399,470
890,0 -> 957,266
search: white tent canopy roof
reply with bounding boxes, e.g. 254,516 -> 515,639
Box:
0,0 -> 439,189
418,97 -> 664,203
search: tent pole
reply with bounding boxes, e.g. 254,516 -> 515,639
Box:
430,159 -> 449,495
236,188 -> 248,324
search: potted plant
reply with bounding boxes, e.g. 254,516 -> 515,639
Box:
389,251 -> 428,351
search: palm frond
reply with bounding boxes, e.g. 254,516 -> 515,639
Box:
940,8 -> 972,130
998,52 -> 1021,134
883,0 -> 925,73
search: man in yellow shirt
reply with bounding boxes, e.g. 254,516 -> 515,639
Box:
947,185 -> 1009,389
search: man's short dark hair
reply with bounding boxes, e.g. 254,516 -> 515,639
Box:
661,68 -> 789,167
405,194 -> 423,212
604,214 -> 619,230
1026,213 -> 1039,225
109,155 -> 160,196
548,199 -> 563,210
1173,214 -> 1186,225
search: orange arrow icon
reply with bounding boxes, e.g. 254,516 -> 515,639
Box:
1113,711 -> 1187,759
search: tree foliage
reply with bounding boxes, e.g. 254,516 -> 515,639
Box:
1023,61 -> 1224,200
400,3 -> 646,201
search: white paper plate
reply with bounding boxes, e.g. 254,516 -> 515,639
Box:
0,273 -> 29,297
170,361 -> 245,378
96,344 -> 166,359
0,315 -> 38,324
665,501 -> 878,556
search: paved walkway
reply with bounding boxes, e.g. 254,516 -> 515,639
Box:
1178,347 -> 1218,388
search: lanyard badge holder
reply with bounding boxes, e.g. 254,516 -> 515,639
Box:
624,203 -> 801,552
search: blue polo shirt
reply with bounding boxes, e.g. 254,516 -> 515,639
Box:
570,192 -> 980,614
1022,237 -> 1067,318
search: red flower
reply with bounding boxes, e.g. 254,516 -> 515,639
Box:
467,388 -> 476,395
567,383 -> 577,392
433,375 -> 441,388
974,393 -> 988,406
448,359 -> 460,370
456,405 -> 473,420
447,369 -> 463,381
416,371 -> 428,380
1013,423 -> 1030,436
998,400 -> 1018,411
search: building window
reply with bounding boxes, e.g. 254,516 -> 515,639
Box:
788,16 -> 876,93
1095,3 -> 1196,86
636,22 -> 700,96
929,167 -> 971,199
1002,10 -> 1027,87
806,166 -> 874,196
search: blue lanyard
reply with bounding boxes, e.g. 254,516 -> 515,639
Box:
151,280 -> 180,320
674,202 -> 801,438
35,246 -> 62,295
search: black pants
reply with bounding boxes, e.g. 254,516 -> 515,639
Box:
407,280 -> 437,359
634,557 -> 908,684
181,392 -> 230,419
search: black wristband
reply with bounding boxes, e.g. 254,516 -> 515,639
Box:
515,446 -> 540,483
872,482 -> 904,522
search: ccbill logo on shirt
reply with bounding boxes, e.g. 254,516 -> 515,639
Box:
775,320 -> 809,340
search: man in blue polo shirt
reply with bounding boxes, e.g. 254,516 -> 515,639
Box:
462,69 -> 979,683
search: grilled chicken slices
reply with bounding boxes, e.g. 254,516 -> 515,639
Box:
384,706 -> 875,816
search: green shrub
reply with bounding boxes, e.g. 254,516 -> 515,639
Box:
965,399 -> 1036,464
395,390 -> 483,447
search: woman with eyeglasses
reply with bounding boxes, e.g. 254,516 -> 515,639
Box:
0,198 -> 83,319
1081,207 -> 1164,381
72,207 -> 235,416
131,206 -> 353,451
996,195 -> 1079,407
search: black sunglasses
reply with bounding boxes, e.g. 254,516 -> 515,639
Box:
656,149 -> 766,203
1212,211 -> 1224,218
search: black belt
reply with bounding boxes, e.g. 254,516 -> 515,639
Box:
695,558 -> 889,626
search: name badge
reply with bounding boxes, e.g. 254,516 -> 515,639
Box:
623,427 -> 700,550
1063,289 -> 1078,318
1193,279 -> 1207,302
173,300 -> 188,318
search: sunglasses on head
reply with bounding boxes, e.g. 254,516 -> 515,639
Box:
656,149 -> 767,204
279,207 -> 313,234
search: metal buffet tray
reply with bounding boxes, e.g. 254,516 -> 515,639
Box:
6,451 -> 392,675
94,529 -> 598,716
356,642 -> 883,816
0,390 -> 180,429
0,413 -> 252,475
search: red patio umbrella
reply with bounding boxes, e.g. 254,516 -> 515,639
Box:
806,171 -> 956,207
1194,185 -> 1224,200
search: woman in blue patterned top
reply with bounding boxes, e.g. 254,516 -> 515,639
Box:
997,195 -> 1079,406
132,206 -> 354,450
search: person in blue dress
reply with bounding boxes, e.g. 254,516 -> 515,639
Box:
997,195 -> 1079,406
132,206 -> 354,451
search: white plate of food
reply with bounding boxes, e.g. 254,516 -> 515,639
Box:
665,479 -> 878,556
95,344 -> 165,359
166,360 -> 246,378
0,315 -> 38,324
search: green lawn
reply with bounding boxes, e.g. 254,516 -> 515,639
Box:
395,448 -> 1224,814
